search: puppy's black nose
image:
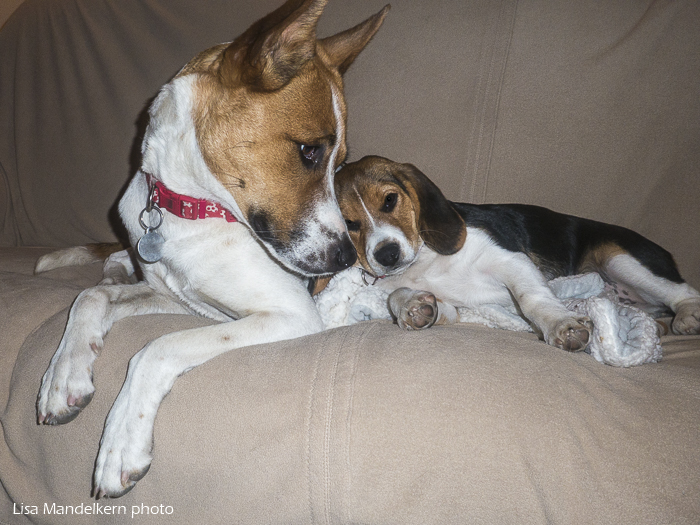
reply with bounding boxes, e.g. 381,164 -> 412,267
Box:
335,236 -> 357,269
374,243 -> 400,268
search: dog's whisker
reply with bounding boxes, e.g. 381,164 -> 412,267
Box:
246,224 -> 295,235
223,141 -> 255,152
221,179 -> 246,190
418,229 -> 450,237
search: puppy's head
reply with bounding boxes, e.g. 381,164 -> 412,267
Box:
335,156 -> 466,277
146,0 -> 389,276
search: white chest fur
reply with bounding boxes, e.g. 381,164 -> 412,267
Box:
376,228 -> 520,308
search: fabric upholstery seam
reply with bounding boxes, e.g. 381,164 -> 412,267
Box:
461,0 -> 519,204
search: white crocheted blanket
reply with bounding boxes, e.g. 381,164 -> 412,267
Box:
314,268 -> 662,367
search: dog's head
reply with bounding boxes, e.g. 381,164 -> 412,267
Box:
143,0 -> 389,276
335,156 -> 466,277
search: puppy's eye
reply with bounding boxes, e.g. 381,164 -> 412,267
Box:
300,144 -> 322,168
382,193 -> 398,213
345,219 -> 361,232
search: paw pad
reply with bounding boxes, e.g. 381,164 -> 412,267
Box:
400,292 -> 438,330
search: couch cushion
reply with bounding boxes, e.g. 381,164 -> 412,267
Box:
2,250 -> 700,524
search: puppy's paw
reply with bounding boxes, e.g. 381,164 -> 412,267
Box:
397,291 -> 438,330
93,396 -> 154,499
37,339 -> 98,425
547,317 -> 593,352
672,299 -> 700,335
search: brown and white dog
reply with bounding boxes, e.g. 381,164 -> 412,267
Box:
34,0 -> 388,498
332,155 -> 700,347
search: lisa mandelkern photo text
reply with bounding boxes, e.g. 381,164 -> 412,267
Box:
13,501 -> 175,519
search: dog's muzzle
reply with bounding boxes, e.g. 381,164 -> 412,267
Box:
332,235 -> 357,271
249,209 -> 357,275
287,233 -> 356,275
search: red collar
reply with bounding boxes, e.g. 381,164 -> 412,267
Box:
145,173 -> 237,223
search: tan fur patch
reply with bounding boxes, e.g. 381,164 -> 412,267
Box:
577,242 -> 628,274
190,55 -> 346,240
310,275 -> 332,295
87,242 -> 125,260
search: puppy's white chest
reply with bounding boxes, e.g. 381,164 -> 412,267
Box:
379,229 -> 516,307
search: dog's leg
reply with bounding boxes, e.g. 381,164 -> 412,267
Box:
603,254 -> 700,335
37,283 -> 188,425
388,287 -> 458,330
99,248 -> 138,285
92,310 -> 322,498
498,254 -> 592,351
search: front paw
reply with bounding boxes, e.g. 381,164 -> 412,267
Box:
93,397 -> 154,498
37,340 -> 98,425
397,291 -> 438,330
547,317 -> 593,352
672,299 -> 700,335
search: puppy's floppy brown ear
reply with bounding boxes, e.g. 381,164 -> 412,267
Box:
220,0 -> 329,91
394,164 -> 466,255
318,5 -> 390,75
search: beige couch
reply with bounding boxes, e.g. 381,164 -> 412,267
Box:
2,1 -> 700,523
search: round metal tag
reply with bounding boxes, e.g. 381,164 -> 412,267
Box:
136,230 -> 164,263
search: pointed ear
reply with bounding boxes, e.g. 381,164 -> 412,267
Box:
394,164 -> 466,255
318,4 -> 390,75
220,0 -> 329,91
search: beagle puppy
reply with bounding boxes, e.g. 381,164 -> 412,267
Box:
334,156 -> 700,350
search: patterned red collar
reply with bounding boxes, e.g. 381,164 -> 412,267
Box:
145,173 -> 237,223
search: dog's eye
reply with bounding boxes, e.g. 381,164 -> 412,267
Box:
300,144 -> 322,168
345,219 -> 361,232
382,193 -> 398,213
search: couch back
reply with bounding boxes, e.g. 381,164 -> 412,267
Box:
1,0 -> 698,287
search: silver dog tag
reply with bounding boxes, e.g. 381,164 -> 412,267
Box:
136,229 -> 164,263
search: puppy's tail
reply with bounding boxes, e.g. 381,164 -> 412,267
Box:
35,242 -> 125,274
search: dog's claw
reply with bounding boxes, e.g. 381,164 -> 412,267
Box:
38,391 -> 93,425
41,408 -> 79,425
94,464 -> 150,500
127,464 -> 150,484
93,484 -> 133,499
103,482 -> 136,499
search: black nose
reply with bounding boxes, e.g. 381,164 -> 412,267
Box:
374,243 -> 400,268
335,236 -> 357,270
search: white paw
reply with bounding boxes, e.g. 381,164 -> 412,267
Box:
93,392 -> 154,498
397,290 -> 439,330
37,337 -> 99,425
672,299 -> 700,335
546,317 -> 593,352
